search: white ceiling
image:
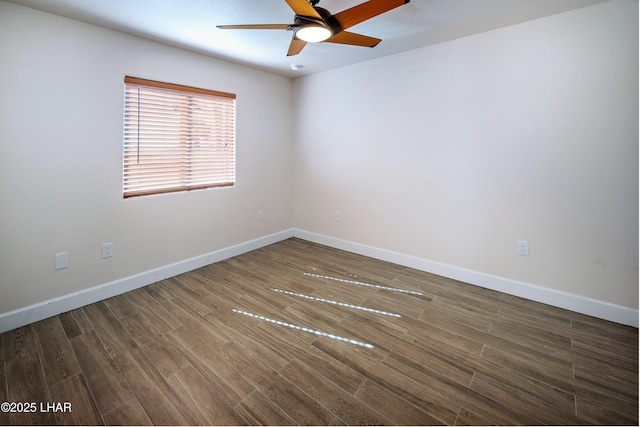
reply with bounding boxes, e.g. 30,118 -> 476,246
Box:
6,0 -> 610,77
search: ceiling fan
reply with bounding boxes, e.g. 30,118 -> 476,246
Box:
217,0 -> 410,56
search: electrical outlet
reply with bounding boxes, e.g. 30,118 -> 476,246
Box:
54,252 -> 69,270
102,242 -> 114,258
258,210 -> 264,221
517,240 -> 529,256
335,211 -> 342,222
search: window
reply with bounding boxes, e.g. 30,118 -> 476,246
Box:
123,76 -> 236,198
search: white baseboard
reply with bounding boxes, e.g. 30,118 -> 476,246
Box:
3,228 -> 636,333
0,229 -> 294,333
293,229 -> 638,328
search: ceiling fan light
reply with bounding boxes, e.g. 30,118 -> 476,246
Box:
296,25 -> 332,43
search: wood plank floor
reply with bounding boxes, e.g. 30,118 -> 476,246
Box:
1,238 -> 637,425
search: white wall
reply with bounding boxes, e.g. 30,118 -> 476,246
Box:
0,2 -> 293,315
293,0 -> 638,311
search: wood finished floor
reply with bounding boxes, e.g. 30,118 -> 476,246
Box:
1,238 -> 637,425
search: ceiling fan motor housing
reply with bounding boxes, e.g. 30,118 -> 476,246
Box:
315,7 -> 341,34
292,6 -> 341,37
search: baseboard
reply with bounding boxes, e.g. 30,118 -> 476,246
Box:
4,228 -> 635,333
0,229 -> 294,333
293,229 -> 638,328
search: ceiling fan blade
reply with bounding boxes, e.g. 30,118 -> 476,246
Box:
217,24 -> 291,30
334,0 -> 410,31
326,31 -> 381,47
287,37 -> 307,56
284,0 -> 322,18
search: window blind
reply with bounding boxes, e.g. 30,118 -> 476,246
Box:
123,76 -> 236,198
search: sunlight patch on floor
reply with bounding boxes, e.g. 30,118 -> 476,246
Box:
304,272 -> 423,296
232,308 -> 375,349
272,288 -> 401,318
